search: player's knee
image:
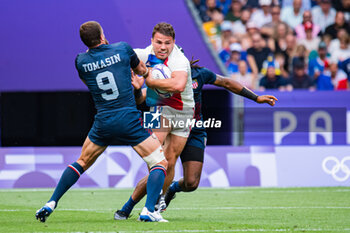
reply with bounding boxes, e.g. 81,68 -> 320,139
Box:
156,159 -> 168,170
142,146 -> 166,169
184,178 -> 199,192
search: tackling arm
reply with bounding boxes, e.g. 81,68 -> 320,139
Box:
132,60 -> 150,78
131,70 -> 147,105
213,75 -> 278,106
145,71 -> 187,93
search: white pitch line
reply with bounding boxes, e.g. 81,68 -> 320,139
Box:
116,229 -> 350,233
1,188 -> 350,193
2,206 -> 350,212
23,228 -> 350,233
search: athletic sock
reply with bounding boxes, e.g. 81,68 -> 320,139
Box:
48,162 -> 84,205
169,181 -> 183,193
120,196 -> 138,215
144,166 -> 166,212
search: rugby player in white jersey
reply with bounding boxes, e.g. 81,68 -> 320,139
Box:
114,22 -> 194,220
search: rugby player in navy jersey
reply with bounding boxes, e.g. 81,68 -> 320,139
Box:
115,57 -> 277,217
35,21 -> 168,223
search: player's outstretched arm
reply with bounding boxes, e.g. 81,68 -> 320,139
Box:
213,75 -> 278,106
145,71 -> 187,93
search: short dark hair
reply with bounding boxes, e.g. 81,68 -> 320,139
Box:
79,21 -> 103,47
152,22 -> 175,39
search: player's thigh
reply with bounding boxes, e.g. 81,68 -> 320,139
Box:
77,136 -> 107,170
133,134 -> 168,169
152,115 -> 171,144
164,133 -> 188,163
133,133 -> 162,158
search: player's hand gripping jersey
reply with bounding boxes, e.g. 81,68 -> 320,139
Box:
135,45 -> 194,110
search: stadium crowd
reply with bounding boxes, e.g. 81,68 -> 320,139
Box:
195,0 -> 350,90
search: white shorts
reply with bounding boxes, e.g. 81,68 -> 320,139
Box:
151,106 -> 194,138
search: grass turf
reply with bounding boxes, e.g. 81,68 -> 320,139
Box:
0,187 -> 349,232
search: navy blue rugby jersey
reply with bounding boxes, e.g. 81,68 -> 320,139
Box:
75,42 -> 139,112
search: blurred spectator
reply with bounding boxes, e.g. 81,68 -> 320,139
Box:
251,0 -> 272,28
232,8 -> 251,38
275,52 -> 290,78
338,57 -> 350,80
295,11 -> 321,39
195,0 -> 218,22
225,0 -> 243,22
316,62 -> 348,90
282,0 -> 311,10
261,54 -> 282,76
216,0 -> 232,15
261,5 -> 282,38
292,44 -> 308,68
227,43 -> 242,74
193,0 -> 210,22
221,21 -> 234,40
232,60 -> 256,89
203,8 -> 225,50
308,41 -> 330,78
247,33 -> 272,76
297,21 -> 321,53
259,64 -> 292,90
281,0 -> 304,29
324,11 -> 350,39
328,29 -> 348,54
206,0 -> 219,17
330,32 -> 350,63
285,34 -> 298,73
245,0 -> 260,9
329,62 -> 348,89
311,0 -> 336,32
332,0 -> 350,13
289,59 -> 315,90
218,22 -> 235,63
246,21 -> 260,38
267,22 -> 290,53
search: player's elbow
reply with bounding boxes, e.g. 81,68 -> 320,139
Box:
222,78 -> 231,90
173,85 -> 185,93
172,81 -> 186,92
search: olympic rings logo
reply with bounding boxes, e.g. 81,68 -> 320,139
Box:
322,156 -> 350,182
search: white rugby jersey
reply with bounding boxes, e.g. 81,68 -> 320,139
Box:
135,45 -> 194,110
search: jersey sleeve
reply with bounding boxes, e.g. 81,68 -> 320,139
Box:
201,68 -> 217,84
170,57 -> 189,72
74,55 -> 84,80
121,42 -> 140,69
134,48 -> 149,63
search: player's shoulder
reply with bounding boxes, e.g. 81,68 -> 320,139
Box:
193,66 -> 212,76
75,51 -> 89,66
108,41 -> 132,51
134,45 -> 152,54
168,46 -> 189,68
170,45 -> 188,60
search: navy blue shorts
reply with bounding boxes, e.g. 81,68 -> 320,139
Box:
88,108 -> 151,147
180,127 -> 206,163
